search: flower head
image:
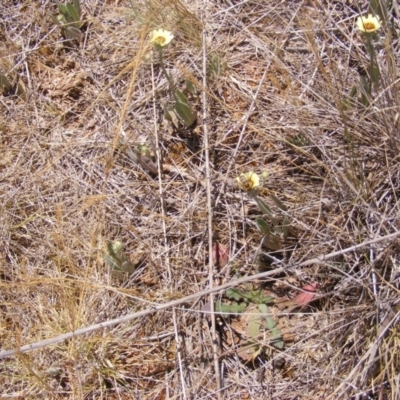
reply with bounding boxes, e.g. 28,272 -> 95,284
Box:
236,171 -> 260,192
150,29 -> 174,47
356,14 -> 381,33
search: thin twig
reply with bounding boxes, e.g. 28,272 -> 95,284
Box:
202,28 -> 222,397
173,308 -> 187,399
151,51 -> 171,281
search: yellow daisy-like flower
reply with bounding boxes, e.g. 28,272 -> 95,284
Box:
356,14 -> 381,33
150,29 -> 174,47
236,171 -> 260,192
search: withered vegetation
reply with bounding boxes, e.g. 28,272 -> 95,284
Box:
1,0 -> 400,399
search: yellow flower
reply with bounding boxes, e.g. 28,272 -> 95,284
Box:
150,29 -> 174,47
356,14 -> 381,33
236,172 -> 260,191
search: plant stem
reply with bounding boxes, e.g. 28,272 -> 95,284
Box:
158,48 -> 177,101
365,34 -> 380,93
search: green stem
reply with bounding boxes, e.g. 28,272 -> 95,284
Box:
364,34 -> 380,93
158,48 -> 177,101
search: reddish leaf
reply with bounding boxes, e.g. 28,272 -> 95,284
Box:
292,283 -> 318,306
212,242 -> 229,267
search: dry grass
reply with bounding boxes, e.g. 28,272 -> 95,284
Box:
1,0 -> 400,398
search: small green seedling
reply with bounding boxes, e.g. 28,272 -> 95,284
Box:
150,29 -> 197,128
124,143 -> 158,174
105,240 -> 136,281
53,0 -> 83,42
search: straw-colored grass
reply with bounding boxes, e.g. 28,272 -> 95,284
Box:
1,0 -> 400,398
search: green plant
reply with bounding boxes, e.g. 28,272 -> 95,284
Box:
214,284 -> 284,363
347,12 -> 382,108
236,171 -> 292,252
52,0 -> 83,42
124,143 -> 158,174
150,29 -> 197,127
254,195 -> 291,252
105,240 -> 136,281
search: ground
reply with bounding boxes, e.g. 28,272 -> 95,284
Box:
1,0 -> 400,399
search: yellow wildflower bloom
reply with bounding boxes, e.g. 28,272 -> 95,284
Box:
236,172 -> 260,191
150,29 -> 174,47
356,14 -> 381,33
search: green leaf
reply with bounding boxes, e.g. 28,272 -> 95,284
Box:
257,303 -> 268,314
104,254 -> 121,270
65,26 -> 83,41
105,240 -> 137,277
360,92 -> 369,108
349,85 -> 358,98
127,146 -> 158,174
215,301 -> 247,316
106,242 -> 118,260
255,197 -> 274,217
175,89 -> 189,105
226,288 -> 275,305
225,288 -> 247,302
51,14 -> 63,26
243,290 -> 274,305
359,76 -> 370,108
270,194 -> 287,211
57,3 -> 69,17
164,107 -> 180,128
360,93 -> 369,108
121,261 -> 136,273
247,309 -> 262,339
73,0 -> 81,20
67,2 -> 80,23
58,4 -> 73,24
256,218 -> 270,234
185,79 -> 197,95
110,241 -> 124,260
270,326 -> 284,349
259,305 -> 284,350
360,75 -> 371,96
236,290 -> 256,303
254,293 -> 275,305
174,101 -> 197,127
